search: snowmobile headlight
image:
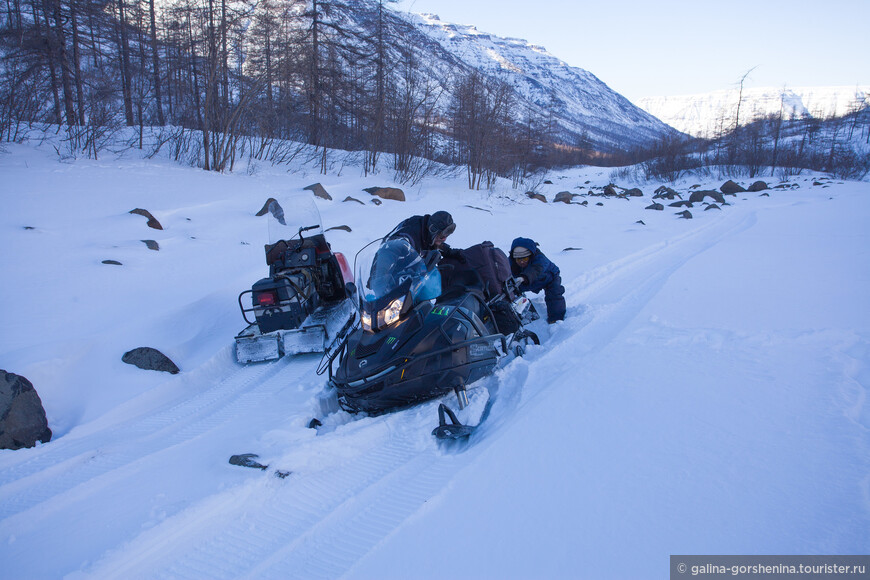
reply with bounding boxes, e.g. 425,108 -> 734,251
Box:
361,310 -> 372,332
380,296 -> 405,327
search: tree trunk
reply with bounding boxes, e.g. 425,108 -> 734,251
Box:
148,0 -> 164,125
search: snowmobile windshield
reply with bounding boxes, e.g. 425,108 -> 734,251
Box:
265,196 -> 324,245
356,238 -> 441,331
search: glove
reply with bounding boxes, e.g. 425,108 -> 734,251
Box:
514,274 -> 528,286
440,245 -> 466,263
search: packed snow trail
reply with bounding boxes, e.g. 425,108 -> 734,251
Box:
50,207 -> 758,580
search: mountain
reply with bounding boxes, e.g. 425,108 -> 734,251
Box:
637,86 -> 870,138
387,11 -> 678,152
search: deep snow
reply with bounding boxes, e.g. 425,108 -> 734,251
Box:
1,140 -> 868,579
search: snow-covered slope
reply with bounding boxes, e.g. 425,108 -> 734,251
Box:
392,12 -> 678,150
1,140 -> 869,578
638,86 -> 870,137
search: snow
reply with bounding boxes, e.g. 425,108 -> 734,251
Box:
638,86 -> 870,137
1,139 -> 869,579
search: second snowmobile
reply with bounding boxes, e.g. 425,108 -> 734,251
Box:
234,197 -> 355,364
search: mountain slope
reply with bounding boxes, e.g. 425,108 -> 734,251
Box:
638,86 -> 870,137
399,12 -> 678,151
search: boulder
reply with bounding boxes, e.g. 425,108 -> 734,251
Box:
142,240 -> 159,251
122,347 -> 180,374
603,184 -> 620,196
342,196 -> 365,205
625,188 -> 643,197
720,180 -> 746,194
669,200 -> 693,208
325,225 -> 352,233
129,208 -> 163,230
704,204 -> 722,211
525,192 -> 547,203
364,187 -> 405,202
102,260 -> 123,266
255,197 -> 278,216
689,190 -> 725,204
0,370 -> 52,450
304,183 -> 332,200
645,203 -> 664,211
676,210 -> 693,219
748,181 -> 769,192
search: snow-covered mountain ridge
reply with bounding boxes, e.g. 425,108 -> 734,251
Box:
638,86 -> 870,138
394,11 -> 678,150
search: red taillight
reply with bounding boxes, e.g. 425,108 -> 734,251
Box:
256,291 -> 277,306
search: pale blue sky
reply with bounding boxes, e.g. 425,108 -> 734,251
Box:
395,0 -> 869,102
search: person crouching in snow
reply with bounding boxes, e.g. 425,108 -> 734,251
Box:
510,237 -> 566,323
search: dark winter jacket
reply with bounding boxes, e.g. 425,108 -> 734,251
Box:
386,211 -> 455,254
510,237 -> 560,294
386,214 -> 436,255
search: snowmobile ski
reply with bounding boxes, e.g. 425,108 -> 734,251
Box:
432,403 -> 476,440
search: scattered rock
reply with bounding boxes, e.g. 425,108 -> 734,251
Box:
255,197 -> 278,216
635,220 -> 646,225
562,247 -> 583,252
102,260 -> 122,265
0,370 -> 52,450
370,198 -> 382,206
596,202 -> 604,206
122,347 -> 180,374
645,203 -> 664,211
543,180 -> 553,184
676,210 -> 693,219
465,205 -> 492,214
603,184 -> 620,196
669,201 -> 693,208
759,192 -> 770,197
304,183 -> 332,200
129,208 -> 163,230
747,181 -> 769,192
554,191 -> 576,204
689,184 -> 702,189
364,187 -> 405,202
653,186 -> 680,200
525,191 -> 547,203
229,453 -> 268,470
689,190 -> 725,204
704,204 -> 721,211
578,200 -> 589,206
23,226 -> 36,230
625,188 -> 643,197
141,240 -> 159,251
324,225 -> 352,233
342,196 -> 364,205
720,180 -> 746,194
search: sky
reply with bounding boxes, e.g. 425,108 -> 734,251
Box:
394,0 -> 870,102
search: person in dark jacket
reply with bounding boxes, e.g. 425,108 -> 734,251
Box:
510,237 -> 566,323
387,211 -> 460,258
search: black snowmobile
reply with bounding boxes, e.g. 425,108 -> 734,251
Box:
234,197 -> 355,363
320,237 -> 538,418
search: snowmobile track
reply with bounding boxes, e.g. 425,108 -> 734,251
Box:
4,208 -> 763,579
0,352 -> 304,521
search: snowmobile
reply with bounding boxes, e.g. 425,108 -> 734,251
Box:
320,237 -> 538,423
234,197 -> 355,364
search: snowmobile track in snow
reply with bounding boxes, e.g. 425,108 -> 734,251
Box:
0,352 -> 305,521
5,209 -> 761,579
